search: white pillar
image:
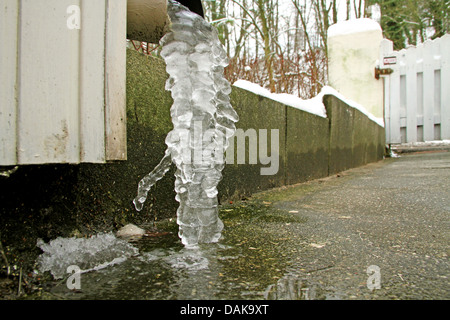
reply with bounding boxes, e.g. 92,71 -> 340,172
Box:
328,18 -> 384,119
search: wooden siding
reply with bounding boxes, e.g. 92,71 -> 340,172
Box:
0,0 -> 127,165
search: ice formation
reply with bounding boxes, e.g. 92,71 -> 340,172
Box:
133,0 -> 238,246
36,233 -> 139,279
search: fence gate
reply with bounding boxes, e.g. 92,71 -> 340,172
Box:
381,34 -> 450,145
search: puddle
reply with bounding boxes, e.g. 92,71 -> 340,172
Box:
29,201 -> 344,300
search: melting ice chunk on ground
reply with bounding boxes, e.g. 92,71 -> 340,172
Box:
116,223 -> 146,238
36,232 -> 139,279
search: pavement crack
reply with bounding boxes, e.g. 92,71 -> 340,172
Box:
306,264 -> 335,274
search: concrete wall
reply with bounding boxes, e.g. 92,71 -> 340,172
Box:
220,88 -> 287,200
223,89 -> 385,201
0,50 -> 385,271
324,95 -> 386,175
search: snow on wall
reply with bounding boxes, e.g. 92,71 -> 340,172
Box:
233,80 -> 327,118
327,18 -> 382,38
233,79 -> 384,127
321,86 -> 385,127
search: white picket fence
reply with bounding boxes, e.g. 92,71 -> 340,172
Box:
381,34 -> 450,144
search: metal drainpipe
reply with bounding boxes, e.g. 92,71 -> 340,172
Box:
127,0 -> 204,44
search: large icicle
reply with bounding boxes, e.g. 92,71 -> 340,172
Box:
133,0 -> 238,246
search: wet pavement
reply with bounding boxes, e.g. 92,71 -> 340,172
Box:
30,151 -> 449,300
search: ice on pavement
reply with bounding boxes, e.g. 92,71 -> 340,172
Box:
36,233 -> 139,279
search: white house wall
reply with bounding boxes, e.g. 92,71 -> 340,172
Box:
0,0 -> 127,165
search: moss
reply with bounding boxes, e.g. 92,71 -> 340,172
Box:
126,50 -> 173,134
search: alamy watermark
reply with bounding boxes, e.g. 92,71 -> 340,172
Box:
228,128 -> 279,176
66,263 -> 383,293
366,265 -> 381,291
66,265 -> 81,290
169,123 -> 280,176
67,5 -> 81,30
